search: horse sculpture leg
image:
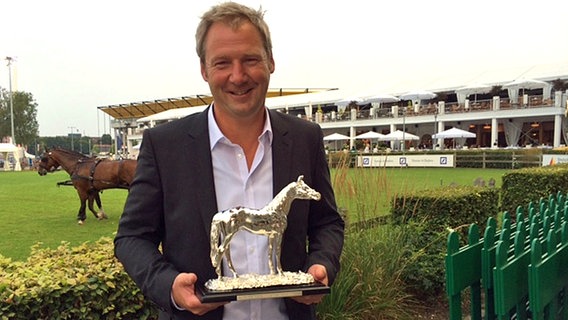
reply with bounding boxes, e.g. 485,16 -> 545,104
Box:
210,219 -> 240,278
274,233 -> 284,275
267,234 -> 276,275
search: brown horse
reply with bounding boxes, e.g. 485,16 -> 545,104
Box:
38,147 -> 137,224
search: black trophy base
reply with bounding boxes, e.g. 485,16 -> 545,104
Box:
197,282 -> 330,303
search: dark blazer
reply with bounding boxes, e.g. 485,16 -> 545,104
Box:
114,107 -> 344,320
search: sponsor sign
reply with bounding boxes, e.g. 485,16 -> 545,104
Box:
358,154 -> 455,167
542,154 -> 568,166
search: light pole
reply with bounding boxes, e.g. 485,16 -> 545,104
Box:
5,57 -> 15,145
68,126 -> 77,151
434,108 -> 438,149
402,106 -> 406,154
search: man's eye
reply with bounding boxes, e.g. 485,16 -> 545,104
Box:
244,58 -> 260,66
213,61 -> 230,69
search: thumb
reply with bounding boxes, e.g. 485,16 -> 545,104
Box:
181,273 -> 198,286
308,264 -> 328,285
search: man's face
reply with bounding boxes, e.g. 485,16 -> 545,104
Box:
200,21 -> 275,121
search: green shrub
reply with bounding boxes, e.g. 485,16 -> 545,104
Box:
0,238 -> 158,320
390,186 -> 499,299
501,164 -> 568,216
317,224 -> 418,320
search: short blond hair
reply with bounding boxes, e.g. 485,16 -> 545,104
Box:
195,2 -> 273,63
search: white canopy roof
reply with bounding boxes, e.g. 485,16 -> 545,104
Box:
137,105 -> 208,122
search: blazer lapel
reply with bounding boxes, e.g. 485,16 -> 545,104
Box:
269,110 -> 294,195
185,106 -> 218,237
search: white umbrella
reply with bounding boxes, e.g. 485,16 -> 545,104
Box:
323,132 -> 350,151
382,130 -> 419,141
398,90 -> 437,101
432,127 -> 476,139
355,131 -> 385,139
323,132 -> 350,141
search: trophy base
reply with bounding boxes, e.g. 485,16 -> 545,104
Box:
197,282 -> 330,303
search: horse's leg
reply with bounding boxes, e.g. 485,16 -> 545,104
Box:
77,192 -> 87,225
94,192 -> 107,220
86,190 -> 101,220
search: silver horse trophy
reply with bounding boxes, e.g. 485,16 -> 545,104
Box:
199,175 -> 329,302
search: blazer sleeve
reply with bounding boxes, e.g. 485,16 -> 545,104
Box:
304,126 -> 345,285
114,128 -> 179,314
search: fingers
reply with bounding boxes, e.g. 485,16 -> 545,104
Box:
307,264 -> 328,286
171,273 -> 226,316
291,293 -> 325,305
292,264 -> 329,305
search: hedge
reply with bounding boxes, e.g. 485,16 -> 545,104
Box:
0,238 -> 158,320
390,185 -> 499,299
500,164 -> 568,216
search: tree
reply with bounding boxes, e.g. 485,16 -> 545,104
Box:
0,88 -> 39,146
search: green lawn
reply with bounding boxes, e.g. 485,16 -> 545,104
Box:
0,170 -> 128,261
331,166 -> 508,222
0,167 -> 509,261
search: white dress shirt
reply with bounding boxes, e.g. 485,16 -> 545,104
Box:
208,106 -> 288,320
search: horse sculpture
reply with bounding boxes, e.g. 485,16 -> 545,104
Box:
37,147 -> 137,224
209,175 -> 321,279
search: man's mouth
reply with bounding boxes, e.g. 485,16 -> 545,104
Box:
230,88 -> 252,96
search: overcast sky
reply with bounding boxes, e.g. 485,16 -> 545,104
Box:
2,0 -> 567,137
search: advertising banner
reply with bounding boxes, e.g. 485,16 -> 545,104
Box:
357,154 -> 455,168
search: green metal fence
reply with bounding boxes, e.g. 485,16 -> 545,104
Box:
446,192 -> 568,319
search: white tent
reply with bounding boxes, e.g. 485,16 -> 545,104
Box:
502,78 -> 552,105
0,143 -> 21,171
455,83 -> 493,105
0,143 -> 18,153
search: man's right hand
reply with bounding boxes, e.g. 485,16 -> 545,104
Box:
172,273 -> 227,315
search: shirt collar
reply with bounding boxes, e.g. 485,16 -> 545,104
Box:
208,104 -> 273,150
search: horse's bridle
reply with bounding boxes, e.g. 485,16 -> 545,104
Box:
38,152 -> 59,175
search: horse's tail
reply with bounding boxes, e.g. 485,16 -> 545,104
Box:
210,219 -> 221,268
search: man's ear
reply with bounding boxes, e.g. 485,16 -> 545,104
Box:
201,62 -> 208,81
269,57 -> 275,74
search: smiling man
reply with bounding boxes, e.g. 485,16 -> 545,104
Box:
114,3 -> 344,320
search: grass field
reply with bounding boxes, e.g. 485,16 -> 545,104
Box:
0,167 -> 510,261
0,170 -> 128,261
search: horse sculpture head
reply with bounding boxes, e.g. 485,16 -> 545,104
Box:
294,175 -> 321,201
37,149 -> 60,176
